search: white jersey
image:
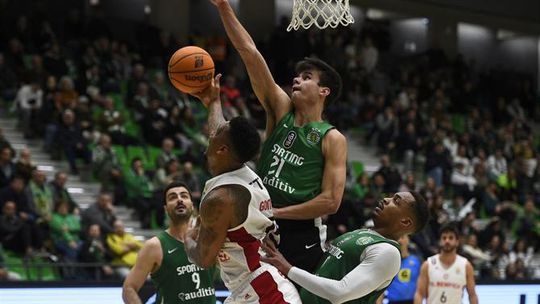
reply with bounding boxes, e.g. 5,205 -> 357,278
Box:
202,166 -> 300,303
427,254 -> 468,304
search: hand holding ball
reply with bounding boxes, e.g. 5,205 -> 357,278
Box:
168,46 -> 215,94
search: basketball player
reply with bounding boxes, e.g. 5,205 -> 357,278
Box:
211,0 -> 347,273
122,181 -> 216,304
185,75 -> 301,303
262,191 -> 430,304
376,235 -> 422,304
414,225 -> 478,304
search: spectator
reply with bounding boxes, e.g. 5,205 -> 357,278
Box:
15,81 -> 43,138
124,158 -> 154,228
92,134 -> 122,193
375,154 -> 402,193
14,148 -> 35,183
49,200 -> 81,278
56,110 -> 91,175
26,169 -> 54,227
49,171 -> 79,214
81,192 -> 116,235
0,201 -> 32,255
141,99 -> 168,146
180,161 -> 201,203
79,224 -> 114,280
155,138 -> 178,170
462,233 -> 492,274
0,147 -> 16,188
425,141 -> 452,188
359,37 -> 378,73
98,96 -> 137,146
508,238 -> 534,270
106,220 -> 143,278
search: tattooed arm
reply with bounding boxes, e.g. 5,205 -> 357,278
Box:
185,184 -> 250,268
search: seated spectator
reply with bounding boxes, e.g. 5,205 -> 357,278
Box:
509,238 -> 534,270
179,161 -> 201,203
0,147 -> 16,188
425,141 -> 452,188
49,171 -> 79,214
155,138 -> 178,170
26,169 -> 54,228
0,201 -> 32,255
79,224 -> 114,280
97,96 -> 138,146
14,148 -> 35,183
451,162 -> 477,200
56,110 -> 91,175
106,220 -> 143,278
81,192 -> 116,236
141,99 -> 168,146
462,233 -> 492,273
124,158 -> 154,228
49,200 -> 81,278
375,154 -> 402,193
92,134 -> 123,193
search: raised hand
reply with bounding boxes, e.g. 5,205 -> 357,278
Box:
189,74 -> 222,108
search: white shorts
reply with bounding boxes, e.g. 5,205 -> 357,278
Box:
225,264 -> 301,304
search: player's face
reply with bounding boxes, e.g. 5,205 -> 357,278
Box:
291,69 -> 324,103
205,123 -> 229,176
440,232 -> 459,253
165,186 -> 193,222
372,192 -> 414,232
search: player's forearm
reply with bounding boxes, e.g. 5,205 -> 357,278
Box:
273,194 -> 339,220
184,236 -> 215,268
122,287 -> 142,304
413,293 -> 424,304
216,1 -> 257,55
469,294 -> 479,304
207,99 -> 225,137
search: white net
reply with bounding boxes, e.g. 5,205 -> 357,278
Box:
287,0 -> 355,31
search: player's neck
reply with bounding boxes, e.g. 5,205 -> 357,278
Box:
167,221 -> 190,242
293,105 -> 323,126
439,251 -> 457,266
373,227 -> 400,242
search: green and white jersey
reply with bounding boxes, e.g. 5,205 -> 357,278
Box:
258,111 -> 334,229
299,229 -> 401,304
151,231 -> 216,304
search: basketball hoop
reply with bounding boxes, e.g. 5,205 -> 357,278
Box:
287,0 -> 355,31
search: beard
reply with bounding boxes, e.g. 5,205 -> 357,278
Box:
441,243 -> 458,253
167,209 -> 192,224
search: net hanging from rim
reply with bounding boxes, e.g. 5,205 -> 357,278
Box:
287,0 -> 355,31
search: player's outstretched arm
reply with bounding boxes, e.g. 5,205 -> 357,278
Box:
264,242 -> 400,303
185,187 -> 235,268
122,238 -> 162,304
190,74 -> 225,137
211,0 -> 291,129
273,129 -> 347,219
466,262 -> 479,304
414,261 -> 429,304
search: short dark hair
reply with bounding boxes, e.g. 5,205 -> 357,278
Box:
163,181 -> 192,205
410,191 -> 430,233
295,57 -> 342,104
439,223 -> 460,239
228,116 -> 261,163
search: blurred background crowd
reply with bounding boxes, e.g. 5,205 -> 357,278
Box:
0,1 -> 539,283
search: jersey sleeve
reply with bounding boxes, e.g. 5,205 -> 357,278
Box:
288,242 -> 401,303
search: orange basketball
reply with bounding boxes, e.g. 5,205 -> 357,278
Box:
168,46 -> 215,94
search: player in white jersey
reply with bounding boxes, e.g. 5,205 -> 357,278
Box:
414,225 -> 478,304
184,74 -> 301,304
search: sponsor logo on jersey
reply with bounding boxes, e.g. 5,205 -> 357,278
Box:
355,236 -> 374,246
398,269 -> 412,282
177,287 -> 215,301
326,244 -> 344,259
176,264 -> 206,276
283,130 -> 297,149
270,144 -> 304,166
306,128 -> 321,145
259,199 -> 272,212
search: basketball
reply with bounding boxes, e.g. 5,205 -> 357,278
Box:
168,46 -> 215,94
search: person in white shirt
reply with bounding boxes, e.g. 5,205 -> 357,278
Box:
15,81 -> 43,138
414,225 -> 478,304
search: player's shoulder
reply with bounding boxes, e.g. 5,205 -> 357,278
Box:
322,129 -> 347,152
324,128 -> 346,142
144,236 -> 163,252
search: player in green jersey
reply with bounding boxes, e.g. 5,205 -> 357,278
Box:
262,191 -> 430,304
122,181 -> 216,304
211,0 -> 348,273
